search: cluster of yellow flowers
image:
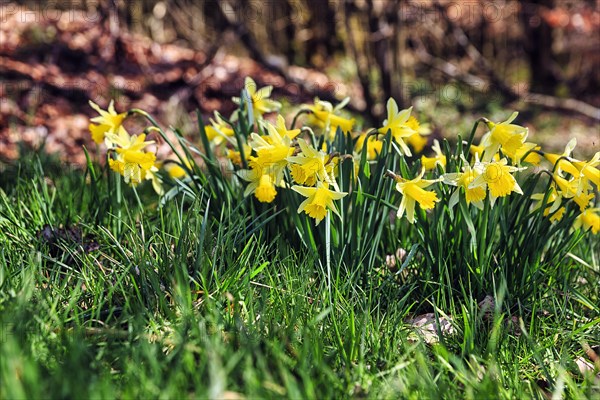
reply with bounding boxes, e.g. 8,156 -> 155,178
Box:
538,139 -> 599,231
386,105 -> 599,232
88,100 -> 163,195
361,96 -> 593,232
224,80 -> 435,225
88,77 -> 599,234
477,113 -> 599,234
235,79 -> 350,225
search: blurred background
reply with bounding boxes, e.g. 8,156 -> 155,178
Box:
1,0 -> 599,164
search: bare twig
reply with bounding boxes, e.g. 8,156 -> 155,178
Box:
432,1 -> 518,102
524,93 -> 600,120
366,0 -> 393,106
416,45 -> 600,121
421,1 -> 600,121
344,0 -> 376,123
212,0 -> 361,114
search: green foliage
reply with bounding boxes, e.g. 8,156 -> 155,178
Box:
1,82 -> 599,398
1,146 -> 598,399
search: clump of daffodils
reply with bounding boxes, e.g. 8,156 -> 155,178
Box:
238,119 -> 295,203
302,97 -> 355,141
536,140 -> 599,225
87,78 -> 598,235
236,106 -> 347,223
88,100 -> 163,195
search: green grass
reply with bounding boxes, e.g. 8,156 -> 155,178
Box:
0,149 -> 598,400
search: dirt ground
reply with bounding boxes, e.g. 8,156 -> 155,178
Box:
0,4 -> 362,165
1,3 -> 598,165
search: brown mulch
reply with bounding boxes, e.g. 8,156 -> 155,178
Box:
2,3 -> 598,165
0,4 -> 350,165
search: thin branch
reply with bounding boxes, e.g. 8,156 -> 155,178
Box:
425,0 -> 600,121
523,94 -> 600,120
344,0 -> 376,123
212,0 -> 361,113
415,44 -> 600,121
432,0 -> 518,102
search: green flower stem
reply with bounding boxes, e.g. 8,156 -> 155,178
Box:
326,211 -> 332,299
115,169 -> 122,236
464,117 -> 487,162
131,108 -> 204,194
130,109 -> 187,166
132,186 -> 144,215
291,109 -> 311,130
234,129 -> 249,170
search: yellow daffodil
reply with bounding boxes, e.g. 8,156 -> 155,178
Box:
406,133 -> 428,154
531,187 -> 565,223
238,165 -> 279,203
469,143 -> 483,159
272,114 -> 300,140
145,163 -> 164,195
227,144 -> 252,167
443,157 -> 486,210
355,132 -> 383,160
421,139 -> 446,171
303,97 -> 355,140
165,163 -> 186,180
255,174 -> 278,203
572,190 -> 595,212
550,174 -> 576,198
543,143 -> 597,209
89,100 -> 128,145
573,208 -> 600,234
542,138 -> 578,176
105,128 -> 154,151
287,138 -> 332,187
204,112 -> 235,145
552,173 -> 594,211
507,142 -> 542,165
163,157 -> 193,179
250,134 -> 292,165
568,152 -> 600,192
292,181 -> 347,225
470,158 -> 525,206
469,143 -> 499,162
404,116 -> 431,154
240,170 -> 277,203
378,98 -> 416,156
108,131 -> 157,185
479,112 -> 528,161
548,206 -> 566,222
391,169 -> 441,223
248,121 -> 295,178
233,77 -> 282,119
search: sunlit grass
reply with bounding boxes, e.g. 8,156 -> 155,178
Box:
1,83 -> 599,399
